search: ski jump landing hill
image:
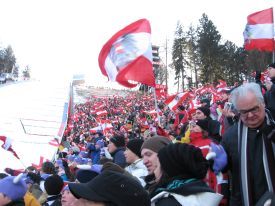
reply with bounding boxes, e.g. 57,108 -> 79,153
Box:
0,80 -> 72,172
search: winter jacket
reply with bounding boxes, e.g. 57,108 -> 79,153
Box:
24,192 -> 41,206
221,119 -> 274,205
110,147 -> 127,168
150,178 -> 223,206
125,159 -> 148,187
264,78 -> 275,119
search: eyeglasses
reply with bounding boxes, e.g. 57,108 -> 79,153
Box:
239,105 -> 260,116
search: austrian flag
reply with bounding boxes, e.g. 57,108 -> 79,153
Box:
0,135 -> 20,159
98,19 -> 156,88
243,8 -> 274,51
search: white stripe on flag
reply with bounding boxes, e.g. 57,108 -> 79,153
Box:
246,24 -> 274,39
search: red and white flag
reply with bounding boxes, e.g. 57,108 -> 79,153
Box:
96,110 -> 108,116
164,92 -> 190,111
98,19 -> 156,88
243,8 -> 274,51
0,136 -> 20,159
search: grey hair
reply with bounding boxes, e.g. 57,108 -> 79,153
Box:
231,82 -> 264,109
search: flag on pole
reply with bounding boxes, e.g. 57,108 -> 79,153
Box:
0,136 -> 20,159
243,8 -> 274,51
98,19 -> 156,88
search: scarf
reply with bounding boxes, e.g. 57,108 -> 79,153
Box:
238,111 -> 275,206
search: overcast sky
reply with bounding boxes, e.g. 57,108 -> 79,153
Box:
0,0 -> 274,88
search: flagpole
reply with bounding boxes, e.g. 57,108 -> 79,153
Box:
18,158 -> 27,170
152,87 -> 161,125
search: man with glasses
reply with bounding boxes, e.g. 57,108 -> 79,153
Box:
215,82 -> 275,206
264,62 -> 275,119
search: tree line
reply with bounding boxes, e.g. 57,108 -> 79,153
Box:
170,13 -> 272,90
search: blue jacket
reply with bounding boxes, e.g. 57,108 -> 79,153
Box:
111,147 -> 127,168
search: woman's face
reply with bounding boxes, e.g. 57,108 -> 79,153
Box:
61,190 -> 78,206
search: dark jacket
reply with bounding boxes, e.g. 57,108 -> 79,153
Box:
264,78 -> 275,119
42,194 -> 62,206
221,120 -> 273,206
111,147 -> 127,168
150,178 -> 215,206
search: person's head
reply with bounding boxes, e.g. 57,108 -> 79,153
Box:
195,107 -> 210,120
23,172 -> 41,189
69,171 -> 150,206
267,62 -> 275,78
61,185 -> 78,206
141,136 -> 171,174
200,98 -> 210,108
155,143 -> 208,182
108,135 -> 125,154
124,139 -> 144,164
231,82 -> 266,128
41,161 -> 56,175
0,174 -> 27,204
44,174 -> 64,196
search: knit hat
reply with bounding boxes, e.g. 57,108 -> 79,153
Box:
196,119 -> 209,131
158,143 -> 208,179
69,170 -> 150,206
126,139 -> 144,158
44,175 -> 64,195
141,136 -> 171,153
110,135 -> 125,148
0,174 -> 27,201
197,106 -> 210,117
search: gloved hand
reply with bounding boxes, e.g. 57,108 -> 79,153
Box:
208,142 -> 228,174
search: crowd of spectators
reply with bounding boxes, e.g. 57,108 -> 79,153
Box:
0,63 -> 275,206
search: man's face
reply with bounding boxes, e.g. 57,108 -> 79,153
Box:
141,148 -> 158,174
107,141 -> 117,153
124,148 -> 138,164
194,110 -> 206,120
236,92 -> 265,128
268,66 -> 275,78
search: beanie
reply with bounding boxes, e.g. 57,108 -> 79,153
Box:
141,136 -> 171,153
197,106 -> 210,117
110,135 -> 125,148
196,119 -> 209,131
44,175 -> 64,195
158,143 -> 208,179
0,174 -> 27,201
126,139 -> 144,158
